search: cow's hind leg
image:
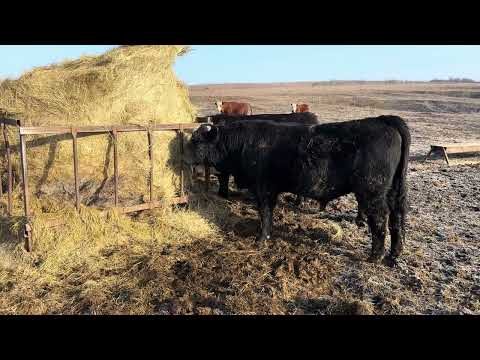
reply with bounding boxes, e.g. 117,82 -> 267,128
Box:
383,211 -> 403,267
362,194 -> 389,263
384,191 -> 407,267
255,191 -> 278,242
217,173 -> 230,199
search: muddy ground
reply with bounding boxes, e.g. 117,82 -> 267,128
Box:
151,82 -> 479,314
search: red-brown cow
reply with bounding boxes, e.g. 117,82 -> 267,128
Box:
290,103 -> 310,113
216,101 -> 253,116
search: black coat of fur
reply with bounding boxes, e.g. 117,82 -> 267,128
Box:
187,115 -> 411,265
203,113 -> 320,199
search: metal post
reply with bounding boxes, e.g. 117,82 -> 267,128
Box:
72,129 -> 80,211
204,163 -> 210,192
147,130 -> 154,203
19,133 -> 32,251
112,129 -> 119,206
2,124 -> 13,215
0,125 -> 3,198
179,126 -> 185,197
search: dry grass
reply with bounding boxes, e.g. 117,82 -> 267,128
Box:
0,204 -> 218,314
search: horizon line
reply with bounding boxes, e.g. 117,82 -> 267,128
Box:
189,79 -> 480,87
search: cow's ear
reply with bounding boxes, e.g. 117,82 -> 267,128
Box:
200,124 -> 219,143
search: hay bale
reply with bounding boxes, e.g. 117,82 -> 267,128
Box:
0,47 -> 222,315
0,45 -> 196,210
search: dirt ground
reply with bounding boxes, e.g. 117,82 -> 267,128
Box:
158,82 -> 479,315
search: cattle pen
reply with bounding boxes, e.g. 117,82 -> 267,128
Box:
0,116 -> 213,252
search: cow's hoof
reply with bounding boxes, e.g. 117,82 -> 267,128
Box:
367,253 -> 384,264
255,234 -> 271,242
382,256 -> 399,268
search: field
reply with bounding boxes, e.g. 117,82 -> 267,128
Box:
179,82 -> 480,314
1,80 -> 479,314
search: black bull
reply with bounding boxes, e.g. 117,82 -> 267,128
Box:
200,112 -> 320,202
185,115 -> 411,266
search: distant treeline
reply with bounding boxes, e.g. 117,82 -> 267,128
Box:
314,79 -> 478,86
430,77 -> 477,83
191,79 -> 479,89
312,80 -> 419,86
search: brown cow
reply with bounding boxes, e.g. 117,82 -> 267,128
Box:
291,103 -> 309,113
215,101 -> 253,116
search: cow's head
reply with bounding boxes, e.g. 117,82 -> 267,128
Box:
184,124 -> 221,167
290,103 -> 297,113
215,101 -> 223,112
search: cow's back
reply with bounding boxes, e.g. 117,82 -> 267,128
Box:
217,116 -> 408,196
209,112 -> 319,126
217,121 -> 310,188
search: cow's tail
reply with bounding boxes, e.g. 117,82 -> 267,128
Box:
382,115 -> 411,246
249,104 -> 253,115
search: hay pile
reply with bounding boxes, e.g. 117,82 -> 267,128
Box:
0,45 -> 198,211
0,45 -> 194,126
0,46 -> 221,314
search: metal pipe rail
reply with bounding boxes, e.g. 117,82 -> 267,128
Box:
1,117 -> 210,251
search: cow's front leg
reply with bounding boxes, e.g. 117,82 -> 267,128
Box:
317,200 -> 327,211
255,192 -> 278,242
217,173 -> 230,199
293,195 -> 304,207
355,193 -> 368,227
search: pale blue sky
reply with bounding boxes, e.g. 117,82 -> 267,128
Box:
1,45 -> 479,84
0,45 -> 118,79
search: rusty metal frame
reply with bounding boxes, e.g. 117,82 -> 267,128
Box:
72,128 -> 80,211
1,121 -> 18,217
1,116 -> 211,252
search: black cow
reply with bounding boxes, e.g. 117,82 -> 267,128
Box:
185,115 -> 410,266
200,112 -> 319,202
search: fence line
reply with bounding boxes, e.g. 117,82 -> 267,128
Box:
0,117 -> 210,251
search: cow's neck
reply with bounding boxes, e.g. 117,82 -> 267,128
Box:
211,132 -> 245,172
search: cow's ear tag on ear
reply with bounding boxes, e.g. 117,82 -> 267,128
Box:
199,124 -> 212,134
202,125 -> 218,142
